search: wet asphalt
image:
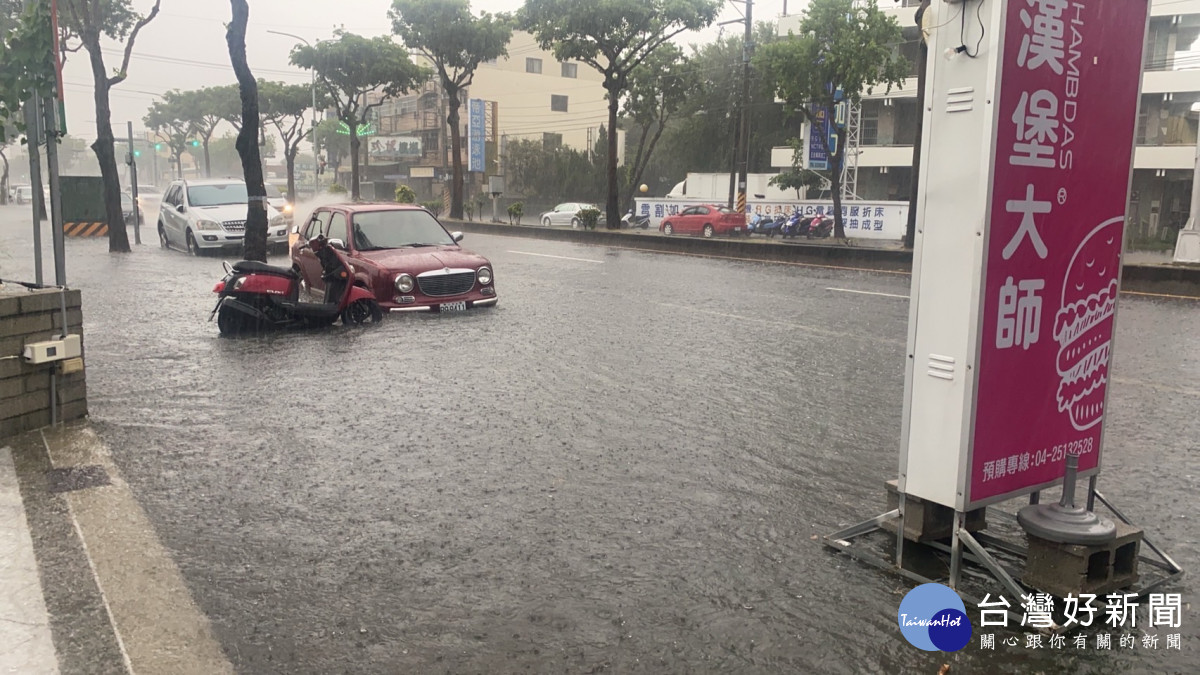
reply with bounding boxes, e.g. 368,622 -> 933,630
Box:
1,204 -> 1197,674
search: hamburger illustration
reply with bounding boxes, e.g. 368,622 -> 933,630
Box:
1053,218 -> 1123,431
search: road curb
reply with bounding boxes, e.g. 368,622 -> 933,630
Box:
444,219 -> 1200,298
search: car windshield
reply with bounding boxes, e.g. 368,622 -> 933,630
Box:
188,183 -> 247,206
351,210 -> 454,250
138,185 -> 161,195
265,184 -> 283,198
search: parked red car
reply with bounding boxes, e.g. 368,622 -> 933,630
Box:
659,204 -> 746,238
290,204 -> 497,313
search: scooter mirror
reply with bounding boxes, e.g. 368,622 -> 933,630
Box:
451,232 -> 464,243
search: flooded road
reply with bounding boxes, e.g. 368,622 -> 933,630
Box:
2,205 -> 1197,673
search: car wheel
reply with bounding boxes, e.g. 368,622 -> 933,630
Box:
186,230 -> 201,256
663,222 -> 673,235
342,298 -> 383,325
157,221 -> 169,249
541,216 -> 552,227
703,224 -> 714,238
571,217 -> 580,229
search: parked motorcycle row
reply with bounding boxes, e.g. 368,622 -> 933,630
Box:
746,210 -> 834,239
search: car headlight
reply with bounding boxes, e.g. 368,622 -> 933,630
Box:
270,214 -> 285,226
394,273 -> 414,294
283,203 -> 293,213
477,266 -> 492,286
195,219 -> 221,231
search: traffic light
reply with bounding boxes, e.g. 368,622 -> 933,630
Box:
190,140 -> 200,147
134,149 -> 141,157
154,143 -> 162,151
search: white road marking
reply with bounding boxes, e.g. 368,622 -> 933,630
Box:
507,250 -> 605,264
655,302 -> 904,345
826,287 -> 909,299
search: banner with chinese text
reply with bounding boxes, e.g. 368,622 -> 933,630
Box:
969,0 -> 1148,505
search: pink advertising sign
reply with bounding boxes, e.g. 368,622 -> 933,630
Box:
969,0 -> 1148,506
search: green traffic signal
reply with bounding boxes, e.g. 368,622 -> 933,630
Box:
154,143 -> 162,151
134,150 -> 141,157
190,140 -> 200,147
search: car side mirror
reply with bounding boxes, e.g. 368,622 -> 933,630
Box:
451,231 -> 464,243
290,224 -> 300,234
327,238 -> 347,251
176,203 -> 186,213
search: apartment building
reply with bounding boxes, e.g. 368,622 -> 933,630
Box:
366,30 -> 619,196
772,0 -> 1200,245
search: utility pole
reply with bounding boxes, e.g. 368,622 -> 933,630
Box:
905,2 -> 931,249
23,97 -> 45,286
127,122 -> 141,244
736,0 -> 754,217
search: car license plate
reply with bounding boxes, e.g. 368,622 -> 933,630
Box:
439,301 -> 467,312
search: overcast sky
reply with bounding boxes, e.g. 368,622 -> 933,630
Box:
60,0 -> 793,140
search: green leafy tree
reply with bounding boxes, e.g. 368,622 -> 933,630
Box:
768,136 -> 826,198
637,22 -> 787,197
144,99 -> 194,181
621,43 -> 693,209
390,0 -> 512,220
290,30 -> 428,200
226,0 -> 269,262
259,81 -> 323,205
190,85 -> 239,177
60,0 -> 161,252
313,117 -> 350,178
755,0 -> 906,239
504,138 -> 603,204
519,0 -> 721,229
0,1 -> 56,139
1,2 -> 59,221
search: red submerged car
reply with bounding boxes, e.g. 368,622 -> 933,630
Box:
290,203 -> 496,313
659,204 -> 746,238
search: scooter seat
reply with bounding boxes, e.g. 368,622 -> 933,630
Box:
232,260 -> 299,278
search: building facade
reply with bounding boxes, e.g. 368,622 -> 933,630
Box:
771,0 -> 1200,248
365,30 -> 619,200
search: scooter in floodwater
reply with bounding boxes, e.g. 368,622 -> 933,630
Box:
210,235 -> 382,335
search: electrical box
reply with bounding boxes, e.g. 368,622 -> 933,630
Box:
23,334 -> 82,364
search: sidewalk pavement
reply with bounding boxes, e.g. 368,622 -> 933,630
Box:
0,444 -> 59,675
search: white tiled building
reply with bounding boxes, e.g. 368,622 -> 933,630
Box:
771,0 -> 1200,245
371,30 -> 620,173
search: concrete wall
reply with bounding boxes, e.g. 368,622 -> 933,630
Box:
0,288 -> 87,439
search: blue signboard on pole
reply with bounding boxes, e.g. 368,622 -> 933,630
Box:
807,106 -> 830,171
468,98 -> 486,173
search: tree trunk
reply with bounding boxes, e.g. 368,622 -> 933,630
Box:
831,125 -> 846,240
202,136 -> 212,177
447,87 -> 464,220
84,36 -> 131,253
227,0 -> 268,262
285,143 -> 298,207
604,81 -> 620,229
1,148 -> 9,205
349,117 -> 361,200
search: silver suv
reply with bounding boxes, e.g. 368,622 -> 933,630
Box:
157,179 -> 290,255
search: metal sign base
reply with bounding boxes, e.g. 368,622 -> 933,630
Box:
824,479 -> 1184,627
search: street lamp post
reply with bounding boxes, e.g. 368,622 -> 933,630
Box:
267,30 -> 320,200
